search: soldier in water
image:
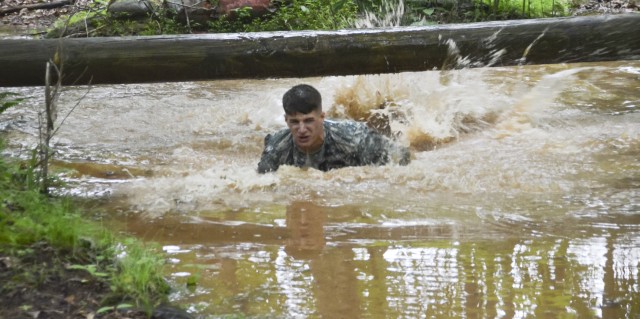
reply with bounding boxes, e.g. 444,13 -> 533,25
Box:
257,84 -> 411,173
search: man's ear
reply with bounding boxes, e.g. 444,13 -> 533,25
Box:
320,111 -> 325,120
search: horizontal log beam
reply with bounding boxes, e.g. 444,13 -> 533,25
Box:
1,14 -> 639,87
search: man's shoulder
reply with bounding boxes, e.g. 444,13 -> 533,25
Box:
258,128 -> 293,173
264,127 -> 292,149
324,119 -> 369,132
322,118 -> 411,167
324,120 -> 371,144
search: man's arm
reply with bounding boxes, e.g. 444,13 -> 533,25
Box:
359,130 -> 411,166
257,134 -> 279,173
257,130 -> 295,173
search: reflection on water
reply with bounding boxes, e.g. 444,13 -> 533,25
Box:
113,202 -> 640,318
1,60 -> 639,318
285,202 -> 326,259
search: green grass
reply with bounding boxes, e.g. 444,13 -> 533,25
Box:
2,84 -> 169,318
208,0 -> 358,32
0,137 -> 169,310
45,0 -> 577,37
479,0 -> 569,18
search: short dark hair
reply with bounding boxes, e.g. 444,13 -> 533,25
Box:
282,84 -> 322,115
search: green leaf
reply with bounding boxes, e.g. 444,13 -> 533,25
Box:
0,92 -> 24,114
67,264 -> 89,270
19,304 -> 33,311
96,306 -> 114,314
116,303 -> 134,310
332,0 -> 348,12
96,304 -> 132,314
186,274 -> 198,287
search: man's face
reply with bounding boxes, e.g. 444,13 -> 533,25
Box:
285,109 -> 325,153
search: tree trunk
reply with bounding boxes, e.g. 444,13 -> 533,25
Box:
0,14 -> 638,87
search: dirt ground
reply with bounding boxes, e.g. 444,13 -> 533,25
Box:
0,0 -> 84,33
0,242 -> 153,319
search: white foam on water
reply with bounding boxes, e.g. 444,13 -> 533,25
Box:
3,60 -> 638,217
114,65 -> 623,215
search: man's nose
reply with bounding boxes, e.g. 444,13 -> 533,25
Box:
297,124 -> 308,133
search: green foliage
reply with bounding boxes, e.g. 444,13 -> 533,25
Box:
96,303 -> 134,315
0,144 -> 110,249
109,238 -> 170,306
355,0 -> 387,11
67,263 -> 111,277
355,0 -> 569,26
0,133 -> 169,308
47,0 -> 571,37
47,0 -> 191,37
0,92 -> 24,115
208,0 -> 358,33
49,0 -> 358,35
477,0 -> 567,18
421,0 -> 568,24
47,0 -> 106,37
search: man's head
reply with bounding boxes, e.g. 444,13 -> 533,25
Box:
283,84 -> 325,153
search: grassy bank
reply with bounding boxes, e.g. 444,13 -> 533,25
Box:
0,137 -> 172,317
45,0 -> 581,37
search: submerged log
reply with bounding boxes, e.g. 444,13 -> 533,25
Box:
0,14 -> 639,87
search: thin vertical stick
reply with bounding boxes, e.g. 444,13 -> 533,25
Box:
42,55 -> 61,194
43,62 -> 53,194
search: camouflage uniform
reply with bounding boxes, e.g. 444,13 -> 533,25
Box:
257,120 -> 411,173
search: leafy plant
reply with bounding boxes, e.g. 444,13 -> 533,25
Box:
67,263 -> 111,277
96,303 -> 134,315
109,238 -> 170,309
355,0 -> 570,26
0,92 -> 24,115
208,0 -> 358,32
47,0 -> 192,37
0,139 -> 169,310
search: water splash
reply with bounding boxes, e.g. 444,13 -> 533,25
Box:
2,61 -> 638,217
110,65 -> 621,215
352,0 -> 409,28
326,68 -> 511,150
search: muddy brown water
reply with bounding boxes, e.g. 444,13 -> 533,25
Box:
1,61 -> 639,318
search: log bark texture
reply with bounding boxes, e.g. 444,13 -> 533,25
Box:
1,14 -> 639,87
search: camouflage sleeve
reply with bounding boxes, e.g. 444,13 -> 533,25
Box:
359,130 -> 411,166
257,134 -> 279,174
257,130 -> 295,173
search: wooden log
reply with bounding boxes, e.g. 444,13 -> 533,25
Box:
0,14 -> 639,87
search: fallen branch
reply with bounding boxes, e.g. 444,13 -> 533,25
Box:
0,0 -> 72,16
